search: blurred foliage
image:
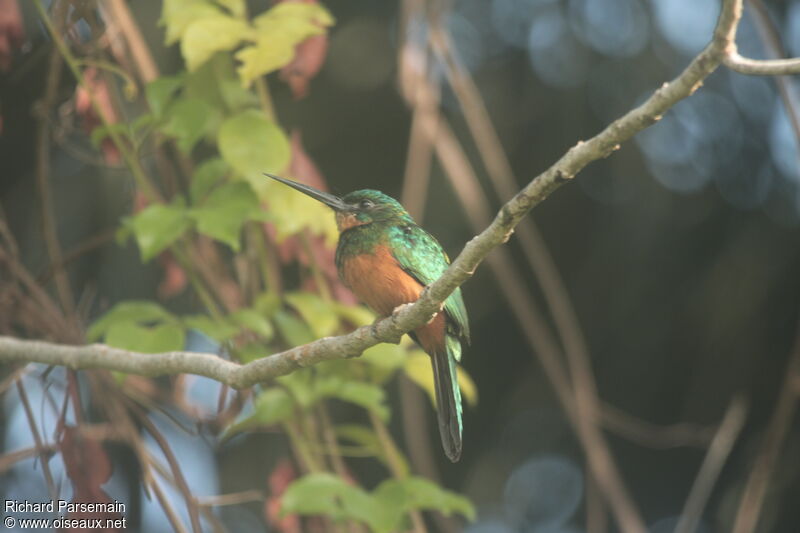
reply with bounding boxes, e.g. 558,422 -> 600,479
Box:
281,473 -> 475,532
77,0 -> 477,529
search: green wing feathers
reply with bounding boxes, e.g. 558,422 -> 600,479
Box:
389,224 -> 468,461
388,225 -> 470,344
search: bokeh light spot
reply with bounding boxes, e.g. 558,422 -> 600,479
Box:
503,455 -> 583,530
326,18 -> 394,91
651,0 -> 719,56
569,0 -> 649,57
492,0 -> 556,48
464,518 -> 518,533
716,161 -> 775,210
528,6 -> 589,88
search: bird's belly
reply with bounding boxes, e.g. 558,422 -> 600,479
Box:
341,245 -> 445,352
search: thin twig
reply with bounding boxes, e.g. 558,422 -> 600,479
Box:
743,0 -> 800,152
0,444 -> 56,475
725,53 -> 800,74
100,0 -> 159,83
16,380 -> 59,501
731,331 -> 800,533
133,407 -> 204,533
585,474 -> 609,533
34,1 -> 75,317
37,228 -> 116,284
148,475 -> 192,533
600,404 -> 715,449
197,489 -> 264,507
674,396 -> 748,533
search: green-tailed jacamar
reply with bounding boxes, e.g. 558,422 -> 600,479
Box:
266,173 -> 470,462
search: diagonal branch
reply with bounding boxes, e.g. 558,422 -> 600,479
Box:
0,0 -> 754,405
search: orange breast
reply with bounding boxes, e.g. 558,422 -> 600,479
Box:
341,244 -> 445,354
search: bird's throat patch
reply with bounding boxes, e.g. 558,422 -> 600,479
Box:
336,212 -> 368,231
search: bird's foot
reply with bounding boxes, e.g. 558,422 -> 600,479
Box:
369,318 -> 381,341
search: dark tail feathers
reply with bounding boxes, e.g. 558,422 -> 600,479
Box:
431,337 -> 463,462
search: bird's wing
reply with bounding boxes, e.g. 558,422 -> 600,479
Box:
388,224 -> 470,346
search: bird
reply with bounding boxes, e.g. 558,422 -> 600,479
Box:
265,173 -> 470,462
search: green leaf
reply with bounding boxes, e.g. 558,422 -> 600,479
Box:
222,387 -> 294,439
229,308 -> 274,339
361,344 -> 407,371
457,363 -> 479,407
181,15 -> 251,71
277,369 -> 316,408
254,292 -> 281,317
403,351 -> 435,405
217,66 -> 259,111
162,97 -> 216,153
145,75 -> 184,117
216,0 -> 245,17
285,292 -> 339,338
252,2 -> 334,34
128,203 -> 192,261
274,310 -> 315,347
335,424 -> 380,450
336,424 -> 409,474
361,343 -> 407,384
88,301 -> 176,341
189,181 -> 260,250
217,110 -> 290,194
253,387 -> 295,425
183,314 -> 240,341
281,473 -> 474,533
190,158 -> 229,204
281,473 -> 356,520
160,0 -> 223,45
131,113 -> 156,143
105,322 -> 185,353
262,178 -> 338,245
315,376 -> 389,420
332,303 -> 375,327
183,53 -> 257,112
236,2 -> 334,87
235,40 -> 296,88
281,473 -> 379,526
236,343 -> 269,363
375,477 -> 476,522
90,123 -> 129,148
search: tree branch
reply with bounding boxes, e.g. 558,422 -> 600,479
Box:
724,53 -> 800,75
0,0 -> 768,398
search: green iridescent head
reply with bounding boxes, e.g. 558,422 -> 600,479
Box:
338,189 -> 413,227
264,174 -> 413,231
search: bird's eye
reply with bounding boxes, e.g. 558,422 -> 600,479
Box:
359,199 -> 374,209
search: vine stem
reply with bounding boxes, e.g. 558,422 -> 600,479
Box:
33,0 -> 162,203
369,411 -> 428,533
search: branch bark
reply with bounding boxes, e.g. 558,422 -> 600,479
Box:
3,0 -> 792,404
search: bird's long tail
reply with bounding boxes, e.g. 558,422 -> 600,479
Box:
431,334 -> 463,462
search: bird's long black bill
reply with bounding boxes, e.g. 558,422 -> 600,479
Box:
264,173 -> 349,211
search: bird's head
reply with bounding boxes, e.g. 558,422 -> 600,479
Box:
265,174 -> 413,232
